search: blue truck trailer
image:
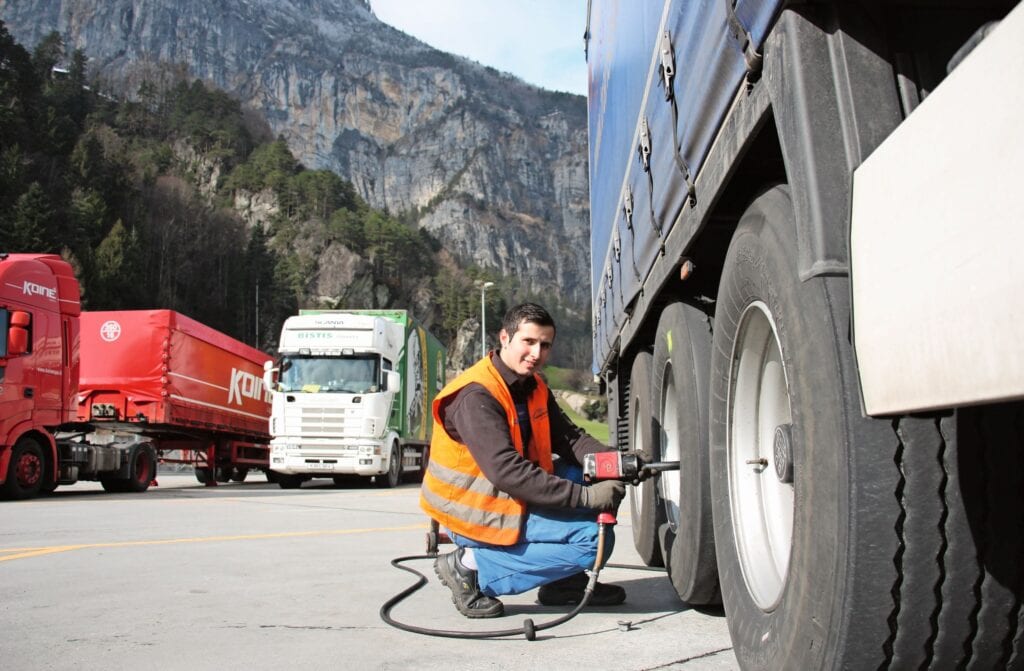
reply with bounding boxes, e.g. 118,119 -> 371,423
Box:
586,1 -> 1024,668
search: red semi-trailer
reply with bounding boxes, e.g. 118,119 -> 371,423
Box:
0,253 -> 272,499
77,310 -> 273,486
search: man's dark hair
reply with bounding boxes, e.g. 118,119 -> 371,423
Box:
501,302 -> 556,338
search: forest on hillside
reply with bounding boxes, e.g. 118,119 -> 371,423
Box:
0,23 -> 592,365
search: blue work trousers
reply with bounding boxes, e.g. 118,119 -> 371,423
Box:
450,464 -> 616,597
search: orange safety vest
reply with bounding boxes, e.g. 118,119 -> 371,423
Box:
419,356 -> 554,545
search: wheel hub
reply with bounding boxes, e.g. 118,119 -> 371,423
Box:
773,423 -> 794,484
17,452 -> 42,487
659,362 -> 681,531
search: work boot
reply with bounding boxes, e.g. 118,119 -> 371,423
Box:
434,548 -> 505,618
537,572 -> 626,606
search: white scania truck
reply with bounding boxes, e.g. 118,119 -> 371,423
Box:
263,310 -> 445,489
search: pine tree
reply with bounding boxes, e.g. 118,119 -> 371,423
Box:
8,182 -> 53,252
91,219 -> 145,308
0,22 -> 38,151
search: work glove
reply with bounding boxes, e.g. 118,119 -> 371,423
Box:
579,480 -> 626,511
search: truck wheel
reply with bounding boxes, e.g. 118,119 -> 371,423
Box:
1,437 -> 45,500
711,185 -> 851,667
654,301 -> 718,604
194,467 -> 212,484
124,443 -> 157,493
101,478 -> 127,492
711,185 -> 863,667
412,445 -> 430,484
376,442 -> 402,488
626,351 -> 664,567
215,466 -> 233,483
276,473 -> 304,489
707,186 -> 1024,668
230,467 -> 249,482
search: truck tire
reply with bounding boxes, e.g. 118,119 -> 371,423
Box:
194,467 -> 212,484
230,467 -> 249,482
710,185 -> 865,667
376,441 -> 402,488
626,351 -> 664,567
653,301 -> 718,604
708,185 -> 1024,668
123,443 -> 157,493
100,478 -> 127,492
1,436 -> 45,500
276,473 -> 305,489
412,445 -> 430,484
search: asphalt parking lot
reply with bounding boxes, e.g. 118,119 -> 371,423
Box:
0,473 -> 737,670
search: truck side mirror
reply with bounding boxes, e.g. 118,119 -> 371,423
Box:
385,370 -> 400,392
263,359 -> 277,390
7,310 -> 30,356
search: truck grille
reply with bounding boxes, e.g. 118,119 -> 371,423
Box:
284,406 -> 371,437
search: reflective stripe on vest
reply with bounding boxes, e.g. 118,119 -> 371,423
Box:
419,356 -> 553,545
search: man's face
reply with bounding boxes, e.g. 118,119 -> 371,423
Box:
499,320 -> 555,379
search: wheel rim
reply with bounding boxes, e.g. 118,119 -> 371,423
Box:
135,451 -> 152,484
17,450 -> 42,488
390,445 -> 400,483
660,362 -> 681,531
727,301 -> 794,610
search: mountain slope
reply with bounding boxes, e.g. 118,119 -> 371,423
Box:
1,0 -> 591,311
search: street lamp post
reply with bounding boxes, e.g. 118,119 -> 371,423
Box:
479,281 -> 494,357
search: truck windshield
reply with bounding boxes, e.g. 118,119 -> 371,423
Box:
279,354 -> 380,393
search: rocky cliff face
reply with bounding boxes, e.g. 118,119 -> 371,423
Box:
2,0 -> 591,310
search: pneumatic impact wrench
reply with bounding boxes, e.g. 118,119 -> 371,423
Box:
582,450 -> 681,486
579,450 -> 681,567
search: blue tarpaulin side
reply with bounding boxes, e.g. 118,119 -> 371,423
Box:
587,0 -> 784,370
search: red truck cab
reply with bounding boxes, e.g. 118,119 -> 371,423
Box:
0,253 -> 81,498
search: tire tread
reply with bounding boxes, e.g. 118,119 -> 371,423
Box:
884,404 -> 1024,670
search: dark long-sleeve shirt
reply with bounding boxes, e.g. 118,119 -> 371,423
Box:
438,352 -> 607,509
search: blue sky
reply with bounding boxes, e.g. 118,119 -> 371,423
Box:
368,0 -> 589,96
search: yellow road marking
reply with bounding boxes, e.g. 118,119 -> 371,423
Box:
0,523 -> 427,563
